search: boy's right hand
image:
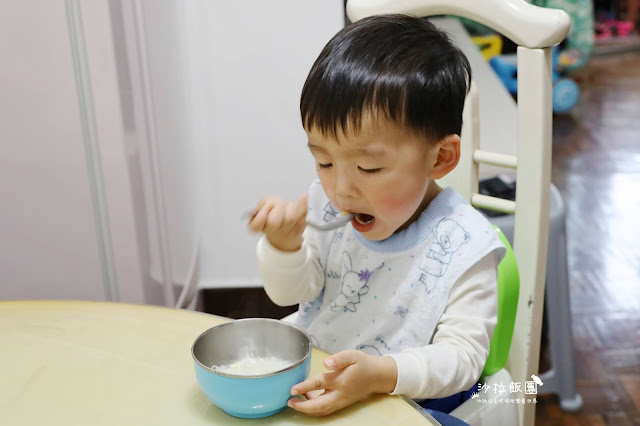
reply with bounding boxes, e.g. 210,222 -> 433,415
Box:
248,193 -> 308,252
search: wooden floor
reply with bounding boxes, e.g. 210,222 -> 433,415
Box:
535,51 -> 640,425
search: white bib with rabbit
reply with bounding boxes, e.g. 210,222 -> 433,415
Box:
294,180 -> 505,356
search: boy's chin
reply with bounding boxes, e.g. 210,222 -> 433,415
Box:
353,216 -> 411,241
365,233 -> 393,241
358,227 -> 395,241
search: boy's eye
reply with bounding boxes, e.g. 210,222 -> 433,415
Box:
358,166 -> 382,174
318,163 -> 333,169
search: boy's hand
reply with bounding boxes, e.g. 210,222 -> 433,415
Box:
248,193 -> 308,252
287,350 -> 398,416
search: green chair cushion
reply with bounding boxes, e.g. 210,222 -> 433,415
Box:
482,227 -> 520,377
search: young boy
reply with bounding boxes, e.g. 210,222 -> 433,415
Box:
248,14 -> 505,416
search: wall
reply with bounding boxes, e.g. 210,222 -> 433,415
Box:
196,1 -> 345,288
0,1 -> 144,303
0,0 -> 344,302
111,0 -> 344,294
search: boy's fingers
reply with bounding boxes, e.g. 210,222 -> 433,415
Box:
324,350 -> 359,370
297,193 -> 308,213
283,202 -> 300,233
265,203 -> 285,231
247,196 -> 307,245
296,193 -> 308,225
248,202 -> 274,232
303,391 -> 320,400
290,374 -> 327,396
252,197 -> 275,217
288,391 -> 338,415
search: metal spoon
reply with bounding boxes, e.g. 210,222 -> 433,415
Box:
242,209 -> 354,231
305,212 -> 354,231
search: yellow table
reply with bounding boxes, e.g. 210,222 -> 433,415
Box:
0,301 -> 435,425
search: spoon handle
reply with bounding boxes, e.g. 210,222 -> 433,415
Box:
242,209 -> 353,232
305,213 -> 354,231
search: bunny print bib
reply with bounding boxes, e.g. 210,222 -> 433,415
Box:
295,180 -> 505,356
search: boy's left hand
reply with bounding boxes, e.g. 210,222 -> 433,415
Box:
287,350 -> 398,416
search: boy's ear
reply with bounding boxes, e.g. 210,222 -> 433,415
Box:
428,134 -> 461,180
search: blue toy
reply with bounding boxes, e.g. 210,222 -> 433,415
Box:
490,47 -> 580,114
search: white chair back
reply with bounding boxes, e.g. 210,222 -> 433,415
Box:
347,2 -> 569,425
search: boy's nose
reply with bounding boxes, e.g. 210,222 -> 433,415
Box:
335,173 -> 358,199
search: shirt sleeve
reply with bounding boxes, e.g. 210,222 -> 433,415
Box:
387,250 -> 500,399
256,233 -> 325,307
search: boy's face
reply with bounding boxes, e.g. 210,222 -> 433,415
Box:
306,117 -> 441,241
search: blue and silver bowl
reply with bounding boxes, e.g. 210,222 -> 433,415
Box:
191,318 -> 312,418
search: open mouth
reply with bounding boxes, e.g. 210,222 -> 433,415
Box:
354,213 -> 375,225
351,212 -> 376,232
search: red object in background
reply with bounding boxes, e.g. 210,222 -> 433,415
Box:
595,20 -> 634,40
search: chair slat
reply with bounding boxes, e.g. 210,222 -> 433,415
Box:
471,194 -> 516,214
473,150 -> 518,169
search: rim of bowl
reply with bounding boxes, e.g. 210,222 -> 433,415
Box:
191,318 -> 313,378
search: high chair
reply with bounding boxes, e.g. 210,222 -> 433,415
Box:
344,1 -> 570,425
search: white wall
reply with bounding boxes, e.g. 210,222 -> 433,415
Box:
196,1 -> 345,288
83,0 -> 146,303
0,1 -> 144,303
0,0 -> 344,303
114,1 -> 344,293
0,2 -> 106,300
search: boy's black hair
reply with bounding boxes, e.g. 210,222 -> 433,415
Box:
301,14 -> 472,144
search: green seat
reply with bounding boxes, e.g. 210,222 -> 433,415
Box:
482,227 -> 519,378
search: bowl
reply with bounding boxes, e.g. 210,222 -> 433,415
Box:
191,318 -> 312,418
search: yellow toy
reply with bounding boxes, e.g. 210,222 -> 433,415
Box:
471,34 -> 503,61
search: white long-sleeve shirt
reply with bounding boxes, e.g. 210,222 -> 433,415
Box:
258,181 -> 505,400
